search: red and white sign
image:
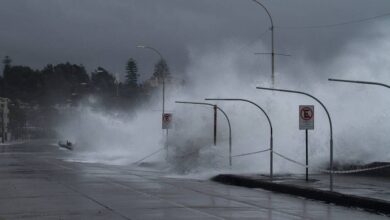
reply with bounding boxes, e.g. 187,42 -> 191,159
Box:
162,113 -> 173,129
299,105 -> 314,130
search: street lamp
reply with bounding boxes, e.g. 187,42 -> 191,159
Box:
136,45 -> 166,114
205,98 -> 274,178
251,0 -> 275,87
137,45 -> 169,155
328,78 -> 390,89
256,87 -> 335,191
175,101 -> 233,167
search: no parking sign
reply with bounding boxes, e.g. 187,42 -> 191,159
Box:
299,105 -> 314,130
162,113 -> 173,129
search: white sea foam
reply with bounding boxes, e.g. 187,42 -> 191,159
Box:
57,21 -> 390,177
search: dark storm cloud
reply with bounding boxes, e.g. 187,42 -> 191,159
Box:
1,0 -> 390,80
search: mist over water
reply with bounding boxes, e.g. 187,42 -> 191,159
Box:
57,22 -> 390,176
58,107 -> 163,166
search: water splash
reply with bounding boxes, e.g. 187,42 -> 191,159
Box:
57,21 -> 390,176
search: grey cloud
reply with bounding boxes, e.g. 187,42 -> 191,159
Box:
0,0 -> 389,80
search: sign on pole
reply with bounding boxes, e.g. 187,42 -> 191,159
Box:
299,105 -> 314,130
300,105 -> 314,181
162,113 -> 173,129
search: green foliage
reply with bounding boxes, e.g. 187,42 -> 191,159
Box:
0,58 -> 151,109
91,67 -> 116,95
4,65 -> 43,103
125,58 -> 139,87
0,57 -> 156,140
41,63 -> 89,105
153,59 -> 170,82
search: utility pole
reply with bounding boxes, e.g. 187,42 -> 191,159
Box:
252,0 -> 275,87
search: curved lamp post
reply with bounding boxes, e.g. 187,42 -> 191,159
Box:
175,101 -> 233,166
251,0 -> 275,87
137,45 -> 169,157
329,78 -> 390,89
256,86 -> 334,191
136,45 -> 166,114
205,98 -> 274,179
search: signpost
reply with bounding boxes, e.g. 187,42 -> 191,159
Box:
213,105 -> 217,146
299,105 -> 314,181
162,113 -> 172,158
162,113 -> 173,129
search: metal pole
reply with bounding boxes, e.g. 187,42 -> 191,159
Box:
306,129 -> 309,181
136,45 -> 165,113
251,0 -> 275,87
327,78 -> 390,186
166,129 -> 169,158
136,45 -> 169,154
175,101 -> 233,167
205,98 -> 273,179
328,78 -> 390,89
328,78 -> 390,186
256,87 -> 334,191
162,75 -> 165,115
214,105 -> 217,146
1,109 -> 4,143
271,26 -> 275,87
229,120 -> 232,167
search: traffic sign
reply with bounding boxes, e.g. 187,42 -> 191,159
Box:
162,113 -> 173,129
299,105 -> 314,130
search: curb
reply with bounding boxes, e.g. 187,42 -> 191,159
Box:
212,174 -> 390,215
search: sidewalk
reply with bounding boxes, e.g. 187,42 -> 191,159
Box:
1,140 -> 389,219
212,173 -> 390,215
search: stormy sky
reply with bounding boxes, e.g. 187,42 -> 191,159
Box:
1,0 -> 390,81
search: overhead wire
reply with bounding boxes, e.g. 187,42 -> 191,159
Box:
276,12 -> 390,30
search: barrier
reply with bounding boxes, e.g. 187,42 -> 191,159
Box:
232,148 -> 270,158
133,147 -> 165,165
272,150 -> 390,174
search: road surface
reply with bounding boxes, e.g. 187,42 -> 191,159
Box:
0,140 -> 388,219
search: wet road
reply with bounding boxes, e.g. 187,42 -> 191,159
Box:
0,140 -> 388,220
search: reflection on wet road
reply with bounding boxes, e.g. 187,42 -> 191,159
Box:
0,140 -> 388,219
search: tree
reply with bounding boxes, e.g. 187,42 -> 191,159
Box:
2,56 -> 11,74
91,67 -> 116,95
125,58 -> 139,88
153,59 -> 170,83
3,65 -> 44,103
41,63 -> 90,106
